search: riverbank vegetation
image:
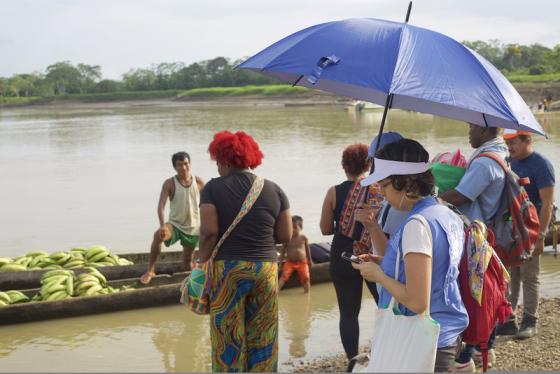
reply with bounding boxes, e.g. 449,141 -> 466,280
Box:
1,40 -> 559,104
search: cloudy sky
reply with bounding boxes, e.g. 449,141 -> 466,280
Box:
1,0 -> 558,79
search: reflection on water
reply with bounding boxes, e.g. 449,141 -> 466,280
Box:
0,283 -> 377,372
0,104 -> 559,371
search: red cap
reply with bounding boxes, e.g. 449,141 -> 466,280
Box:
503,129 -> 532,140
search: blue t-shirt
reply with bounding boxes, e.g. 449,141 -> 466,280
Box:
455,145 -> 507,224
509,152 -> 555,213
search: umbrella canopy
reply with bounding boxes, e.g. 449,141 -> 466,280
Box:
238,17 -> 545,136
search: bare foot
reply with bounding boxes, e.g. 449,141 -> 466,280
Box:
139,271 -> 156,285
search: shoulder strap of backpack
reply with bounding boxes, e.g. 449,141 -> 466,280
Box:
472,151 -> 508,172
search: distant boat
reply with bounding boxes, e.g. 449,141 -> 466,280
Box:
346,100 -> 384,112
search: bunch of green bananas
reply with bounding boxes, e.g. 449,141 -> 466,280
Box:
74,267 -> 121,296
84,245 -> 133,267
35,269 -> 75,301
0,257 -> 26,272
0,290 -> 29,307
0,246 -> 134,272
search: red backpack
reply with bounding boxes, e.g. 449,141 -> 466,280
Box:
474,152 -> 540,267
458,225 -> 512,372
442,203 -> 512,373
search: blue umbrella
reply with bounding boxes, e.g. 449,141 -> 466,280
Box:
237,5 -> 545,141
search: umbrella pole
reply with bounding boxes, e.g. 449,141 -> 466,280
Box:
405,1 -> 413,23
373,93 -> 394,156
352,93 -> 393,241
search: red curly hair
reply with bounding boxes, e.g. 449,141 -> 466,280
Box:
342,143 -> 371,176
208,130 -> 264,169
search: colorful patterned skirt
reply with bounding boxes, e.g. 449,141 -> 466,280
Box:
209,260 -> 278,372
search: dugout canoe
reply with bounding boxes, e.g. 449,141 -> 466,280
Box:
0,262 -> 331,325
0,250 -> 186,291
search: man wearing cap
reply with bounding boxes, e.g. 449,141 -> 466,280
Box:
439,124 -> 507,371
367,131 -> 409,239
499,129 -> 555,339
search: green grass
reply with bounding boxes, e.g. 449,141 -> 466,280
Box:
177,85 -> 310,98
58,90 -> 181,102
506,72 -> 560,83
0,96 -> 43,105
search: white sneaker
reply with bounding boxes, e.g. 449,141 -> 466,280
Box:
451,359 -> 476,372
473,348 -> 495,368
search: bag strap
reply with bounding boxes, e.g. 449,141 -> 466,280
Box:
472,151 -> 508,172
210,175 -> 265,260
388,214 -> 433,318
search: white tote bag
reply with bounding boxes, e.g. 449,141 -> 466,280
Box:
367,242 -> 440,372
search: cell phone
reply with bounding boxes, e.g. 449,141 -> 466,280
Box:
341,252 -> 362,264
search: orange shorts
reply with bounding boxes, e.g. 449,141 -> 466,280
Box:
280,259 -> 310,285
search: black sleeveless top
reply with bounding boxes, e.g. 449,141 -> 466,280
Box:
330,180 -> 360,277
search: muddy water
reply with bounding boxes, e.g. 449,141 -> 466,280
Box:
0,283 -> 378,372
0,103 -> 559,371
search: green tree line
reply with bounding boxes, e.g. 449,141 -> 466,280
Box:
1,41 -> 559,98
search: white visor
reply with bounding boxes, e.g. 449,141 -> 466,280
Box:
360,158 -> 431,186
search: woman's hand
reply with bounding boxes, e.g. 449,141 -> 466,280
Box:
351,260 -> 385,282
358,253 -> 383,264
354,203 -> 380,227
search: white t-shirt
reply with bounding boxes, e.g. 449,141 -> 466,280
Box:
401,215 -> 433,258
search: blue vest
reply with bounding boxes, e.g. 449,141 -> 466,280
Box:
379,196 -> 468,348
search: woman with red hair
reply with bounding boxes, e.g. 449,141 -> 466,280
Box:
198,130 -> 292,372
319,143 -> 379,365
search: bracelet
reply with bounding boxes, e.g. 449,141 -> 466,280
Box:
538,231 -> 546,240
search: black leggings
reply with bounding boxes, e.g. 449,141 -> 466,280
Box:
331,270 -> 379,360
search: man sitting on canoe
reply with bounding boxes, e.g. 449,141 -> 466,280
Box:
140,152 -> 204,285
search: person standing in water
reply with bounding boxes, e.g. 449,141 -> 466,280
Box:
279,215 -> 313,293
140,151 -> 204,285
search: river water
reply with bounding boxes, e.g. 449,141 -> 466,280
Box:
0,102 -> 558,371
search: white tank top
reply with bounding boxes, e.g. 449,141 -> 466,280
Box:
168,176 -> 200,236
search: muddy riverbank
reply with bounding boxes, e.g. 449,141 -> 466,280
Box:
290,298 -> 560,372
2,81 -> 559,110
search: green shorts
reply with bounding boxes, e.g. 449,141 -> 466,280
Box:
164,225 -> 199,248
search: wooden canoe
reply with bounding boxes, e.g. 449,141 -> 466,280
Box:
0,262 -> 332,325
0,250 -> 186,290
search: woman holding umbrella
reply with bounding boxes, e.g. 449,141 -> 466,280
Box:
352,139 -> 468,372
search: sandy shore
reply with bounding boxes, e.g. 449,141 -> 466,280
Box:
290,298 -> 560,372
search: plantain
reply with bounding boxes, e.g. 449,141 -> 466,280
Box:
77,274 -> 100,283
46,290 -> 69,301
84,268 -> 107,285
75,280 -> 100,292
0,263 -> 28,272
63,259 -> 85,269
25,251 -> 49,258
42,283 -> 66,297
49,251 -> 68,260
66,276 -> 74,296
6,290 -> 30,304
85,246 -> 109,261
41,269 -> 73,279
87,251 -> 109,263
29,255 -> 49,268
84,284 -> 103,296
70,247 -> 87,253
0,292 -> 11,304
